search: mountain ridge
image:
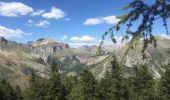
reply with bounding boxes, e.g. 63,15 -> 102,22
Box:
0,36 -> 169,87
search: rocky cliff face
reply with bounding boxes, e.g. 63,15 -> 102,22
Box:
0,37 -> 109,82
0,37 -> 71,80
0,37 -> 73,63
0,36 -> 169,85
31,38 -> 70,63
91,37 -> 170,79
0,37 -> 32,53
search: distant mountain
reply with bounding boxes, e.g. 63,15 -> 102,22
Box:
91,36 -> 170,79
80,45 -> 92,49
0,37 -> 109,88
0,36 -> 169,88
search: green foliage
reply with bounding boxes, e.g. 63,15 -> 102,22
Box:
67,83 -> 84,100
99,70 -> 113,100
62,76 -> 78,97
99,56 -> 129,100
80,70 -> 100,99
46,60 -> 65,100
23,60 -> 65,100
0,79 -> 23,100
158,64 -> 170,100
127,65 -> 155,100
23,69 -> 48,100
68,70 -> 100,100
110,56 -> 129,100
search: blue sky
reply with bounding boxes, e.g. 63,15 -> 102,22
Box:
0,0 -> 169,47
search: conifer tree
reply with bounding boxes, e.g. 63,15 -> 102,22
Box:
99,70 -> 112,100
0,79 -> 19,100
158,49 -> 170,100
46,59 -> 65,100
110,56 -> 129,100
99,56 -> 129,100
62,76 -> 78,99
159,65 -> 170,100
68,70 -> 99,100
128,65 -> 155,100
67,82 -> 84,100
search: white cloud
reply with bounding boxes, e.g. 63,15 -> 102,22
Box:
31,10 -> 45,16
69,42 -> 88,48
69,42 -> 100,48
84,18 -> 102,25
71,35 -> 96,42
84,15 -> 120,25
0,2 -> 33,17
69,36 -> 128,48
0,25 -> 30,38
35,20 -> 50,28
0,2 -> 67,20
69,35 -> 97,47
42,7 -> 65,20
27,20 -> 50,28
103,16 -> 120,24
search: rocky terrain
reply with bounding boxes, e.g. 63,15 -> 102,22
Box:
0,36 -> 169,88
0,37 -> 111,87
91,37 -> 170,79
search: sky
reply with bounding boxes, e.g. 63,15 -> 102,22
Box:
0,0 -> 169,47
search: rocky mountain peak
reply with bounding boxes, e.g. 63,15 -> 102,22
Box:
33,38 -> 58,46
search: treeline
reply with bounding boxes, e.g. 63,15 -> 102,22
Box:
0,56 -> 170,100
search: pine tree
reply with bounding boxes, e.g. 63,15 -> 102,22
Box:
0,79 -> 19,100
46,59 -> 65,100
23,60 -> 65,100
128,65 -> 155,100
62,76 -> 78,99
99,70 -> 112,100
67,82 -> 84,100
99,56 -> 129,100
68,70 -> 99,100
158,49 -> 170,100
80,69 -> 100,100
160,65 -> 170,100
110,56 -> 129,100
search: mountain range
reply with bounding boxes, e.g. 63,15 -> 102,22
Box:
0,36 -> 169,88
